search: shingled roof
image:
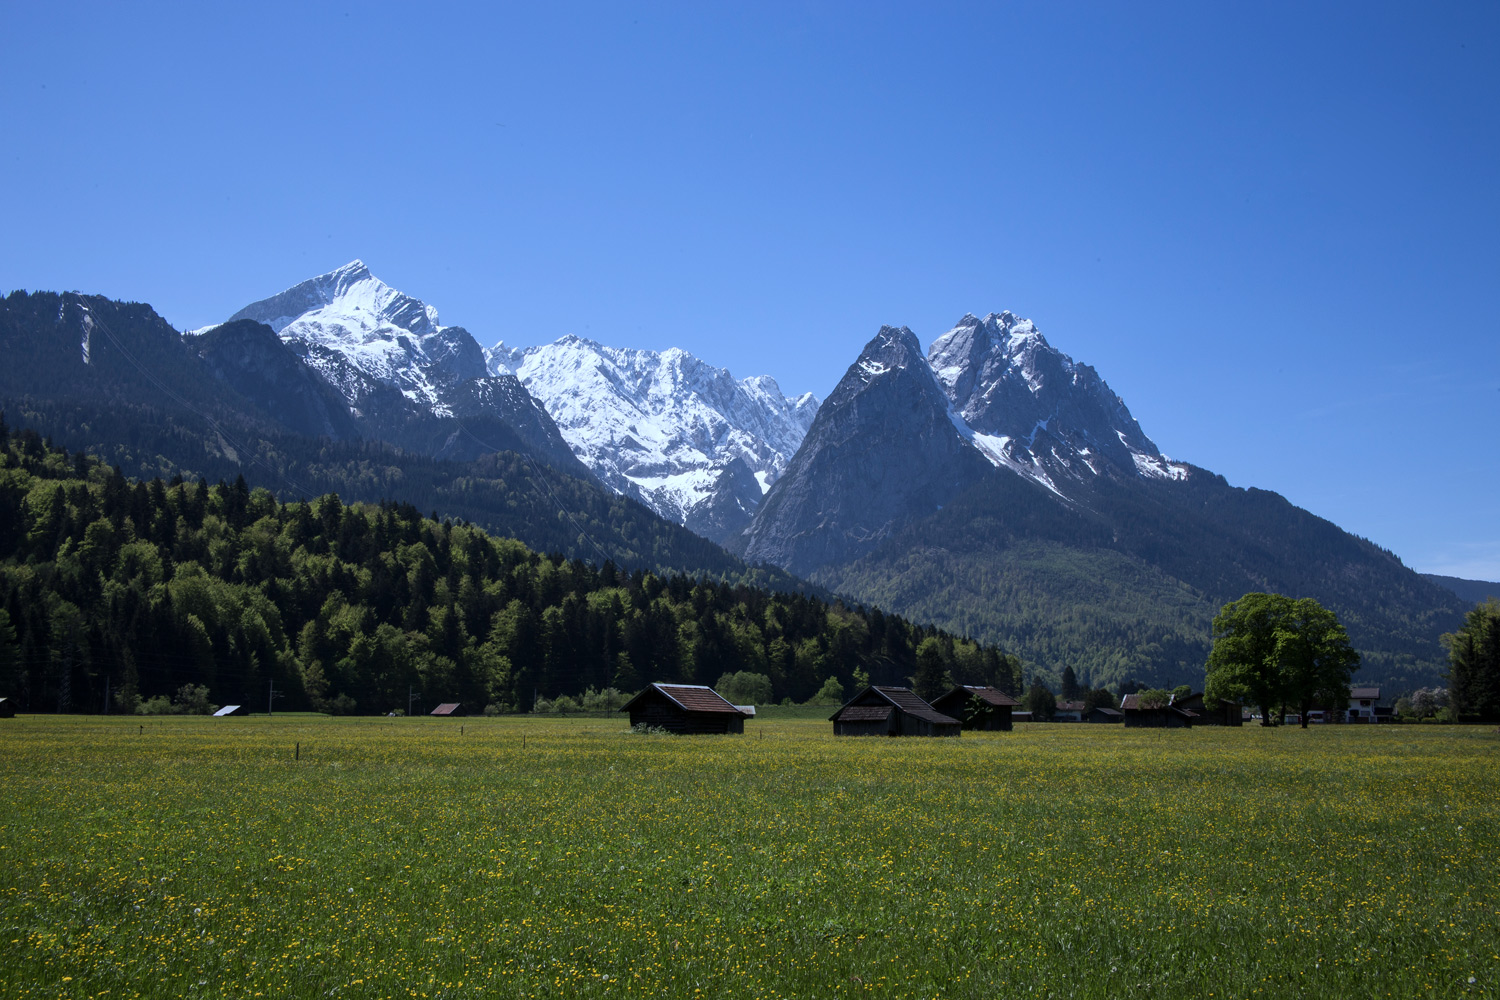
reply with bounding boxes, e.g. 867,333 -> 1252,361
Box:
835,705 -> 893,723
957,685 -> 1019,707
863,686 -> 959,726
622,683 -> 747,715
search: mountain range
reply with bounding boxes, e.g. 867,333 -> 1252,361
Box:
1,262 -> 1472,693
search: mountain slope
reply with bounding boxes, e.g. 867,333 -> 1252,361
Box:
488,335 -> 819,541
1423,574 -> 1500,605
208,261 -> 585,476
739,326 -> 995,575
0,290 -> 810,590
742,317 -> 1469,692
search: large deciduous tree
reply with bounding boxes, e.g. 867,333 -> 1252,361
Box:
1445,598 -> 1500,722
1204,592 -> 1358,727
1276,598 -> 1360,729
1205,593 -> 1295,724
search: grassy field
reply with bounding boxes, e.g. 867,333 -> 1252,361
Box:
1,716 -> 1496,999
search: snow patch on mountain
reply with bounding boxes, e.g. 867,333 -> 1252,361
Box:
484,335 -> 819,527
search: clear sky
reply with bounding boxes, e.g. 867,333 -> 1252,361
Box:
3,2 -> 1497,580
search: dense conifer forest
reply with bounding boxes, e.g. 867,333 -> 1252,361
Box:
0,422 -> 1021,714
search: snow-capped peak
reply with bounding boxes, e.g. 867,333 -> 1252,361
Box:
929,311 -> 1187,488
220,261 -> 485,414
484,335 -> 820,536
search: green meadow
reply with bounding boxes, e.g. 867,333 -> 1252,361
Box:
1,716 -> 1495,999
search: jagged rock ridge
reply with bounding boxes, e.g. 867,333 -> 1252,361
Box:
487,335 -> 819,541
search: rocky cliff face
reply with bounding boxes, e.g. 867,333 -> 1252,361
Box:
740,326 -> 993,575
929,312 -> 1186,495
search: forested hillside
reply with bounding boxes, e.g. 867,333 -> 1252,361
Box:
822,463 -> 1467,694
0,424 -> 1020,714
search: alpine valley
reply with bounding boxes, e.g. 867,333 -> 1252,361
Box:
0,263 -> 1470,693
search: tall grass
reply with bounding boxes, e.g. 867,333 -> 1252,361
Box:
1,717 -> 1495,998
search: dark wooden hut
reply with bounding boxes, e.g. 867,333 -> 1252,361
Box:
1169,691 -> 1242,726
930,685 -> 1018,731
620,683 -> 751,734
830,686 -> 961,737
430,703 -> 467,717
0,697 -> 14,718
1120,694 -> 1194,729
1087,706 -> 1123,723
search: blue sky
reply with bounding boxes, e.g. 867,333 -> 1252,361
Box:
3,2 -> 1497,579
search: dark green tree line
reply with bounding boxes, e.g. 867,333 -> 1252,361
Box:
0,423 -> 1020,714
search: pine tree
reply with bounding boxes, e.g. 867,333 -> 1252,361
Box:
1446,598 -> 1500,722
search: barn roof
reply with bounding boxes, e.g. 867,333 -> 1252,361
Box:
1091,707 -> 1123,717
946,685 -> 1019,707
1055,700 -> 1086,712
431,703 -> 463,716
831,686 -> 959,725
832,704 -> 893,723
620,683 -> 747,715
212,704 -> 241,717
1350,687 -> 1381,700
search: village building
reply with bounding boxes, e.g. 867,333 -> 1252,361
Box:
1120,693 -> 1194,729
1052,699 -> 1085,722
830,685 -> 961,737
620,683 -> 752,734
1347,687 -> 1381,723
1169,691 -> 1244,726
930,685 -> 1019,731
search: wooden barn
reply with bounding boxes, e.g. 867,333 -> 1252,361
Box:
620,683 -> 752,734
1120,693 -> 1194,728
1169,691 -> 1243,726
1087,706 -> 1123,723
430,703 -> 467,717
830,686 -> 961,737
0,697 -> 14,718
931,685 -> 1019,731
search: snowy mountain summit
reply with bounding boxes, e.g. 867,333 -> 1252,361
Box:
487,336 -> 819,540
222,260 -> 486,415
208,260 -> 818,542
931,312 -> 1186,496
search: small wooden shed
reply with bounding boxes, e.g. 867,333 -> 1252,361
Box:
1170,691 -> 1242,726
1120,693 -> 1194,729
431,703 -> 467,717
1087,706 -> 1123,723
0,697 -> 14,718
830,686 -> 961,737
620,683 -> 751,734
930,685 -> 1018,731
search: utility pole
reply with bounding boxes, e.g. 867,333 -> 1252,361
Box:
268,678 -> 274,717
408,685 -> 416,717
103,676 -> 110,715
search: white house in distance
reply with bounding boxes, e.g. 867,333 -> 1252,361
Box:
1347,687 -> 1381,722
